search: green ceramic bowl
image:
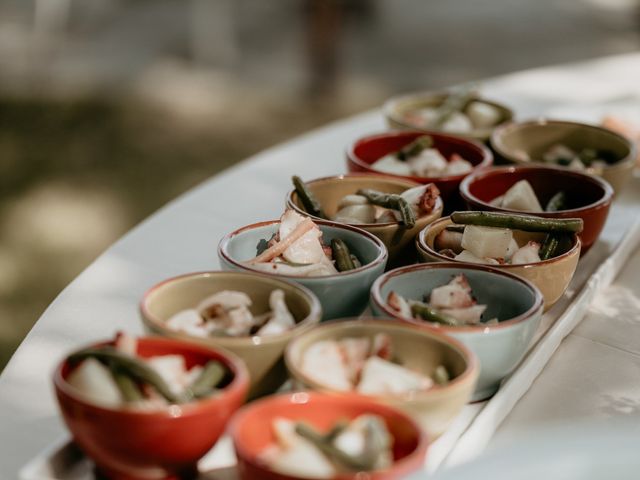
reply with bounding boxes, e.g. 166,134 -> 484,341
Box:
490,119 -> 636,194
218,220 -> 388,320
285,318 -> 478,439
370,263 -> 543,401
140,271 -> 322,399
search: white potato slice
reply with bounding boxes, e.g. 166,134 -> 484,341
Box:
466,101 -> 501,128
337,194 -> 369,209
67,358 -> 123,408
357,356 -> 433,395
454,249 -> 499,265
501,180 -> 543,212
301,340 -> 352,391
490,194 -> 504,207
511,241 -> 542,264
371,155 -> 413,175
461,225 -> 513,259
147,355 -> 189,396
444,155 -> 473,175
441,111 -> 473,133
407,149 -> 448,176
333,204 -> 376,224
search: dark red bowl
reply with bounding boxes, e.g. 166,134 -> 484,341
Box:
229,392 -> 429,480
54,337 -> 249,480
460,165 -> 613,254
346,130 -> 493,211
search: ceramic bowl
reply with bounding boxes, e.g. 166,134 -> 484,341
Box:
218,220 -> 388,320
370,263 -> 544,401
416,216 -> 581,310
460,165 -> 613,254
490,119 -> 636,194
285,173 -> 443,266
285,319 -> 478,438
53,336 -> 249,480
140,271 -> 322,399
229,392 -> 429,480
346,130 -> 493,210
383,91 -> 514,142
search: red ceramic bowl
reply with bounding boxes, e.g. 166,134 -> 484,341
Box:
229,392 -> 429,480
346,130 -> 493,211
54,337 -> 249,480
459,165 -> 613,254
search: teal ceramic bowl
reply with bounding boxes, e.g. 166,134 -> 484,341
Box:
370,263 -> 543,401
218,219 -> 388,320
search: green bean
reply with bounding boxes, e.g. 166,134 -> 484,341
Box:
183,361 -> 226,401
545,191 -> 567,212
450,211 -> 583,234
110,369 -> 144,402
295,422 -> 376,471
331,238 -> 357,272
432,88 -> 476,127
356,189 -> 416,228
350,254 -> 362,269
434,365 -> 450,385
395,135 -> 433,161
410,301 -> 459,326
292,175 -> 326,219
324,420 -> 349,442
69,347 -> 180,403
539,234 -> 561,260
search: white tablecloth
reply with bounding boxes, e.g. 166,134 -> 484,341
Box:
2,52 -> 640,477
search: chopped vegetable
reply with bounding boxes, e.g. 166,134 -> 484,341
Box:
451,211 -> 583,233
356,189 -> 416,227
395,135 -> 433,160
331,239 -> 357,272
545,191 -> 567,212
292,176 -> 327,219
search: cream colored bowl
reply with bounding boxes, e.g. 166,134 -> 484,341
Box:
286,174 -> 443,266
285,318 -> 479,439
140,271 -> 322,399
416,217 -> 581,310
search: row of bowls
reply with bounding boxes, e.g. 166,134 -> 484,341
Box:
381,91 -> 636,195
53,90 -> 625,480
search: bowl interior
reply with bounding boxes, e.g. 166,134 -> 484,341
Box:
143,273 -> 315,333
289,175 -> 418,224
222,222 -> 384,275
420,217 -> 577,263
232,393 -> 423,467
352,131 -> 489,176
465,167 -> 609,211
493,121 -> 631,166
288,320 -> 470,389
376,266 -> 537,324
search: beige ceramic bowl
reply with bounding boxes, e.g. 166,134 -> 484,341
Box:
140,271 -> 322,399
490,119 -> 636,194
286,174 -> 443,265
416,217 -> 581,310
285,318 -> 479,438
383,91 -> 514,142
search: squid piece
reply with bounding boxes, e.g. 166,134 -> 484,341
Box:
166,309 -> 210,338
333,204 -> 377,224
279,210 -> 326,264
301,340 -> 352,391
197,290 -> 252,313
428,274 -> 475,309
357,356 -> 433,395
258,289 -> 296,336
339,337 -> 372,384
387,291 -> 413,318
511,241 -> 542,264
465,101 -> 501,128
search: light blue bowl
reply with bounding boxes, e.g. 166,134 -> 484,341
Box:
218,219 -> 388,320
370,262 -> 543,401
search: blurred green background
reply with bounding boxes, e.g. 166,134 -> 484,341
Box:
1,0 -> 639,369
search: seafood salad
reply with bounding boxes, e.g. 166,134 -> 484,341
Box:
300,334 -> 448,395
165,289 -> 296,338
400,90 -> 503,134
370,135 -> 474,178
260,415 -> 393,479
541,144 -> 618,171
434,211 -> 583,265
292,176 -> 440,228
248,210 -> 362,277
65,333 -> 228,409
388,274 -> 494,327
490,179 -> 569,212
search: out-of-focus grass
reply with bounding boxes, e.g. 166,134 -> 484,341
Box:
0,93 -> 373,370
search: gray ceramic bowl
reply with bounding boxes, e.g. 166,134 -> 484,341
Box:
218,219 -> 388,320
370,263 -> 543,401
140,271 -> 322,399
